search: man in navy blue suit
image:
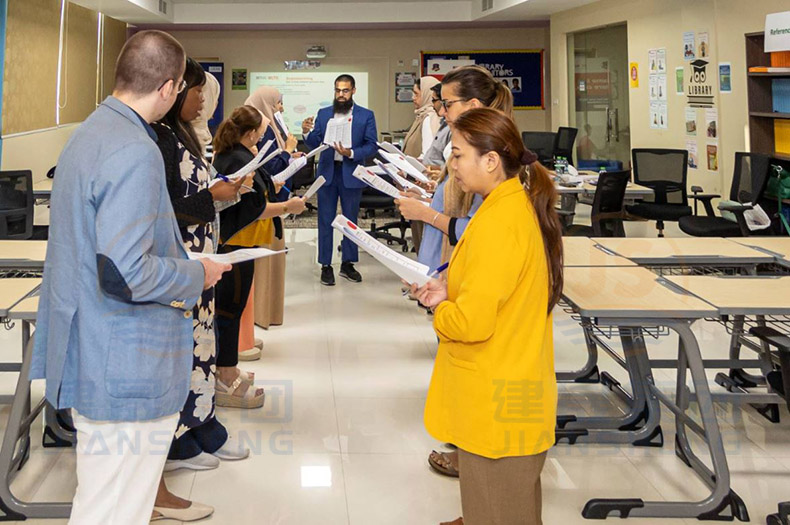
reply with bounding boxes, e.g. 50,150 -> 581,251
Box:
303,74 -> 378,286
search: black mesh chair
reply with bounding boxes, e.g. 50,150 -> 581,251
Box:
0,170 -> 43,240
522,131 -> 556,167
553,127 -> 578,166
565,170 -> 632,237
626,148 -> 692,237
357,188 -> 409,252
679,152 -> 771,237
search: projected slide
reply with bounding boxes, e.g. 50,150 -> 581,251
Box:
249,72 -> 369,137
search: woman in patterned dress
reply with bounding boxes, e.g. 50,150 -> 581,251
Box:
150,58 -> 250,522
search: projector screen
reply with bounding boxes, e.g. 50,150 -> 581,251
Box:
249,72 -> 369,137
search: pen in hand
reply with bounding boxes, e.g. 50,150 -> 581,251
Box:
403,262 -> 449,296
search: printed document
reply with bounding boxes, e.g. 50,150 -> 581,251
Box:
379,151 -> 431,184
302,176 -> 326,200
188,248 -> 287,265
352,166 -> 429,205
332,215 -> 431,286
323,116 -> 353,148
374,160 -> 431,198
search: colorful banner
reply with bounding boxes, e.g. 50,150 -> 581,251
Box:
421,49 -> 544,110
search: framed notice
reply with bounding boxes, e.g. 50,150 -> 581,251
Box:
421,49 -> 544,110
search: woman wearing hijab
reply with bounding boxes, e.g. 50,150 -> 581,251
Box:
245,86 -> 300,178
190,72 -> 220,156
402,76 -> 441,159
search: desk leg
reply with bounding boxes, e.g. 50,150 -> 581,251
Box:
556,318 -> 600,384
557,328 -> 662,447
0,326 -> 72,520
582,321 -> 748,521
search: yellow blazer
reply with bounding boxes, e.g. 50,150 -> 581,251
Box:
424,177 -> 557,459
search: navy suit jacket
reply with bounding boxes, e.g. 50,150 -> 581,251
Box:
304,104 -> 378,189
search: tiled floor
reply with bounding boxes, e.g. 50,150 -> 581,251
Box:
1,223 -> 789,524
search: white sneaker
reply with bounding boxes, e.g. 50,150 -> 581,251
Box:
152,501 -> 214,522
212,435 -> 250,461
164,452 -> 220,472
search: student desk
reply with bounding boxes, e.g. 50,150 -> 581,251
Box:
0,241 -> 47,275
32,179 -> 53,201
735,237 -> 790,270
560,266 -> 750,521
554,179 -> 653,227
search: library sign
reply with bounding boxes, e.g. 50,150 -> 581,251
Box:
765,11 -> 790,52
686,59 -> 715,107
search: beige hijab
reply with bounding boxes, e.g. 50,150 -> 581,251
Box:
191,72 -> 220,155
402,76 -> 441,158
245,86 -> 285,150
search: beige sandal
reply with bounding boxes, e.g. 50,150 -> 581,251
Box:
215,377 -> 265,409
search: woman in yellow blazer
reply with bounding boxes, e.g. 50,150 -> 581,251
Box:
413,108 -> 563,525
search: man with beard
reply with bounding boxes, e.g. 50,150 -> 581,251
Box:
303,74 -> 378,286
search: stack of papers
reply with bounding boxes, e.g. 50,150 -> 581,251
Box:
324,116 -> 353,148
378,151 -> 431,184
332,215 -> 431,286
374,160 -> 431,199
188,247 -> 287,265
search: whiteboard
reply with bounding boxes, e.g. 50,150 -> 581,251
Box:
249,72 -> 369,137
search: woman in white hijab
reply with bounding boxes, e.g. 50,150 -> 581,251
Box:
402,76 -> 441,159
190,72 -> 220,156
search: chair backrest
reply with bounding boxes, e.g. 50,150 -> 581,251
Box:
553,127 -> 578,165
729,152 -> 771,204
0,170 -> 33,240
591,170 -> 631,237
631,148 -> 689,205
522,131 -> 556,166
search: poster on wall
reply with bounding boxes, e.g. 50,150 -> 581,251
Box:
705,107 -> 719,139
395,72 -> 418,103
232,69 -> 248,91
675,67 -> 685,95
249,72 -> 369,136
657,48 -> 667,73
199,62 -> 225,132
421,49 -> 544,109
650,103 -> 660,129
687,59 -> 716,107
719,63 -> 732,93
685,107 -> 697,136
698,32 -> 710,58
659,103 -> 668,129
649,49 -> 658,74
658,74 -> 668,101
683,32 -> 696,61
396,87 -> 413,103
707,144 -> 719,171
687,139 -> 699,169
649,75 -> 658,101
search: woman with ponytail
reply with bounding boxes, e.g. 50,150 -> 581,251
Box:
412,107 -> 562,525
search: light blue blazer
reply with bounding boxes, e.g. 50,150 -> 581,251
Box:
29,97 -> 205,422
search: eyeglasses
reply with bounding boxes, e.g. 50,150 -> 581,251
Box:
334,88 -> 352,95
159,79 -> 188,94
441,98 -> 468,110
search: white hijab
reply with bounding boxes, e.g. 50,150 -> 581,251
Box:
191,72 -> 220,155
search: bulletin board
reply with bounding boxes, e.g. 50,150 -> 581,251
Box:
421,49 -> 544,110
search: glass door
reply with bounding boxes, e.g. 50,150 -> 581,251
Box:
568,24 -> 631,170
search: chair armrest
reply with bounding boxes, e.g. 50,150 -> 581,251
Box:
718,203 -> 753,236
689,193 -> 720,217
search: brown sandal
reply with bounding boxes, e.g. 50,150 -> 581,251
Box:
428,450 -> 459,478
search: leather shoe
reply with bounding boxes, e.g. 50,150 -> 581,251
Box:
151,501 -> 214,522
339,262 -> 362,283
321,265 -> 335,286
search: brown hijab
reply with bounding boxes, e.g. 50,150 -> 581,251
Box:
402,76 -> 441,158
245,86 -> 285,150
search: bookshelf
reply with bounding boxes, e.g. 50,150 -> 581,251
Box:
746,32 -> 790,160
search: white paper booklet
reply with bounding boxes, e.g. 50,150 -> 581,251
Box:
379,150 -> 431,184
378,141 -> 429,175
374,159 -> 431,199
331,215 -> 431,286
274,112 -> 290,137
352,166 -> 430,206
323,116 -> 353,148
302,176 -> 326,200
305,144 -> 330,160
188,247 -> 287,265
272,156 -> 308,185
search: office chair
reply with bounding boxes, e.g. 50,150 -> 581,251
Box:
0,170 -> 47,240
626,148 -> 692,237
747,327 -> 790,525
553,127 -> 578,167
564,170 -> 633,237
358,187 -> 409,251
522,131 -> 557,168
679,152 -> 772,237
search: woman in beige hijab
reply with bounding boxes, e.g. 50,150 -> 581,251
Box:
402,76 -> 441,159
191,72 -> 220,156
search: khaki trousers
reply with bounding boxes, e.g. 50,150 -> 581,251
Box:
254,235 -> 286,328
457,449 -> 547,525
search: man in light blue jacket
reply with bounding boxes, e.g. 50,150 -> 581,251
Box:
29,31 -> 230,524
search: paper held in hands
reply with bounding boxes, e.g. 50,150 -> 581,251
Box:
373,159 -> 431,199
323,116 -> 353,148
352,166 -> 430,206
331,215 -> 432,287
188,248 -> 288,265
271,144 -> 329,185
302,176 -> 326,201
378,151 -> 431,184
